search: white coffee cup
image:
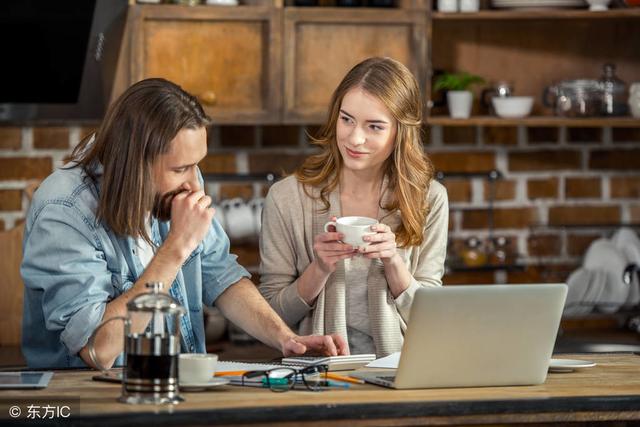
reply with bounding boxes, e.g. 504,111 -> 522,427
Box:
324,216 -> 378,249
212,203 -> 226,230
179,353 -> 218,385
221,197 -> 254,240
247,197 -> 265,236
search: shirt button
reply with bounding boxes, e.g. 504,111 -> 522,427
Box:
189,345 -> 195,352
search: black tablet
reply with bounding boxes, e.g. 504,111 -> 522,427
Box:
0,372 -> 53,389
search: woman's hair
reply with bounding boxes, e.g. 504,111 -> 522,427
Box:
68,77 -> 211,244
294,57 -> 434,247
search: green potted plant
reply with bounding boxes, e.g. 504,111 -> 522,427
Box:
434,72 -> 485,119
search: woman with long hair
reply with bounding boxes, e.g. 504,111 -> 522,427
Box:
259,57 -> 449,357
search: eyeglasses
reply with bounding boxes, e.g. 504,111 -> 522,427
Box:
241,365 -> 329,392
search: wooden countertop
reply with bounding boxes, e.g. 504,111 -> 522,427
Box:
1,354 -> 639,426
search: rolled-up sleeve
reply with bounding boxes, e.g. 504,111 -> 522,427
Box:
200,218 -> 251,307
21,203 -> 115,356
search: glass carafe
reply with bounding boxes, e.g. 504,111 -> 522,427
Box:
600,63 -> 628,116
88,282 -> 186,404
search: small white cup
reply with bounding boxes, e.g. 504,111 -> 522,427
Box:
459,0 -> 479,11
324,216 -> 378,249
247,197 -> 265,236
179,353 -> 218,385
221,198 -> 254,240
438,0 -> 458,12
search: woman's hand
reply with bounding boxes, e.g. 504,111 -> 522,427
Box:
313,216 -> 357,275
359,223 -> 398,261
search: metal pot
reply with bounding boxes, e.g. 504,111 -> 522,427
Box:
543,79 -> 603,117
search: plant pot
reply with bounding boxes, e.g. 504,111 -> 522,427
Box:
447,90 -> 473,119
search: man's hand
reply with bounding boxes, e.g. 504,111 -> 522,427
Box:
166,187 -> 213,259
281,334 -> 350,357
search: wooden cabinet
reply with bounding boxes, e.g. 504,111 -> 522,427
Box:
128,4 -> 428,125
126,3 -> 640,127
130,5 -> 282,124
428,9 -> 640,127
283,7 -> 428,123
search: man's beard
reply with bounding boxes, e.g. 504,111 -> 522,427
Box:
152,188 -> 188,222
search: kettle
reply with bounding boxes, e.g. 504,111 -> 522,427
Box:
88,282 -> 186,404
481,81 -> 513,115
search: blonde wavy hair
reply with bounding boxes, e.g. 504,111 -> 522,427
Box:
295,57 -> 434,248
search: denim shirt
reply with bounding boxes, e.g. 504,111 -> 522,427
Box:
21,163 -> 250,369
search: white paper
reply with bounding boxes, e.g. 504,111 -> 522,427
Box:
365,352 -> 400,369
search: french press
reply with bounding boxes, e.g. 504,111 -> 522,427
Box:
88,282 -> 186,404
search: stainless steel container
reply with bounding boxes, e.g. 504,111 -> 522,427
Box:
543,79 -> 603,117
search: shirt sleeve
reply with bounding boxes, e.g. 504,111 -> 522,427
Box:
258,186 -> 313,327
21,203 -> 116,357
200,217 -> 251,307
394,182 -> 449,322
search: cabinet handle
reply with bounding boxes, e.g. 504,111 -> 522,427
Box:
199,90 -> 217,106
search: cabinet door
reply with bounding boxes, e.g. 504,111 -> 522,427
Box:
283,8 -> 428,124
131,5 -> 282,124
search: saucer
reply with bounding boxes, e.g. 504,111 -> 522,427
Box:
549,358 -> 596,373
179,377 -> 229,391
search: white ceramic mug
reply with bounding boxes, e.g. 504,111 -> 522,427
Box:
179,353 -> 218,385
323,216 -> 378,249
247,197 -> 265,236
629,82 -> 640,118
459,0 -> 479,11
221,198 -> 254,240
438,0 -> 458,12
211,203 -> 226,230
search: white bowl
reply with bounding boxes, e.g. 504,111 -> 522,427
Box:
492,96 -> 534,118
586,0 -> 610,11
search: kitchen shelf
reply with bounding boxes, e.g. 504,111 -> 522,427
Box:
432,9 -> 640,21
426,115 -> 640,128
531,223 -> 640,230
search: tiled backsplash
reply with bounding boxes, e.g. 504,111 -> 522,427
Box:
1,124 -> 639,285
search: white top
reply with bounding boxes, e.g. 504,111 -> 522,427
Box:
135,221 -> 155,268
345,255 -> 376,355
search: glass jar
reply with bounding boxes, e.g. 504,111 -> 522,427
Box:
489,236 -> 511,265
600,63 -> 628,116
461,237 -> 487,267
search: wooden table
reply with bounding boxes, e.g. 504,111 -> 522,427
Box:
1,354 -> 639,426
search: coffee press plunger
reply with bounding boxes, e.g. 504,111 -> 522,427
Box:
88,282 -> 186,404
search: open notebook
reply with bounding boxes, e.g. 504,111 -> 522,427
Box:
281,354 -> 376,371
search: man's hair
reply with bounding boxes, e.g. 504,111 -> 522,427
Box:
68,78 -> 211,244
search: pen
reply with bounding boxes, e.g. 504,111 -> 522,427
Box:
324,372 -> 365,385
318,380 -> 350,389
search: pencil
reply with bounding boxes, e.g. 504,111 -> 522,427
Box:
215,371 -> 248,377
324,372 -> 365,385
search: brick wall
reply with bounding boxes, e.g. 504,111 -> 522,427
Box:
2,124 -> 639,285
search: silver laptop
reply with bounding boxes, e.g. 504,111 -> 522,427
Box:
352,284 -> 567,389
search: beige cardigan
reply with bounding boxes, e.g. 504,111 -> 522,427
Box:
258,175 -> 449,356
